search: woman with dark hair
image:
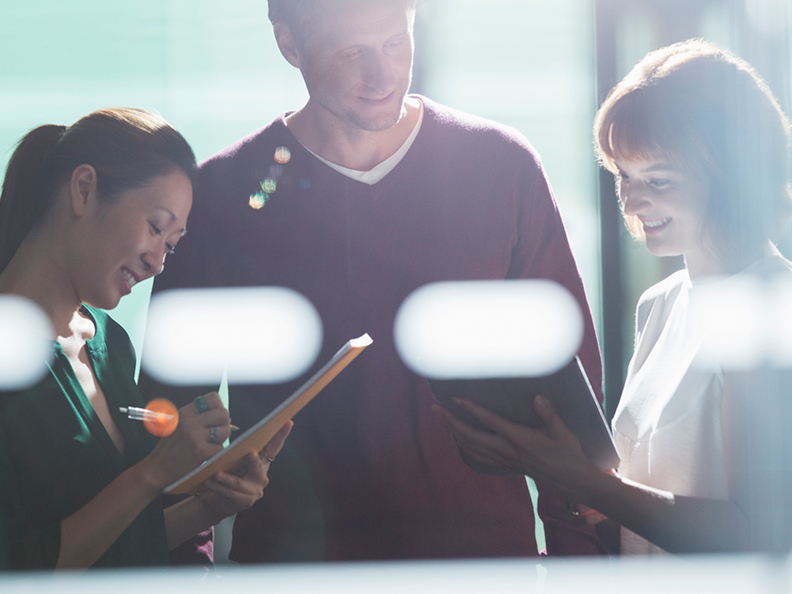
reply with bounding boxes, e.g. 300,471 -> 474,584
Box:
0,108 -> 290,570
434,40 -> 792,554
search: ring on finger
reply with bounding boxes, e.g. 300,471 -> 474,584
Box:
208,426 -> 220,444
194,395 -> 209,414
263,449 -> 275,464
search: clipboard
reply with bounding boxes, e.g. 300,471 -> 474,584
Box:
165,333 -> 373,495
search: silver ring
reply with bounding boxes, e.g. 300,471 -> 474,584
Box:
263,450 -> 275,464
208,426 -> 220,444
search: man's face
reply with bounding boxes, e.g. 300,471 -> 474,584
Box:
297,0 -> 415,133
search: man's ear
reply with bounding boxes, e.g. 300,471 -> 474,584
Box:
273,22 -> 302,68
69,164 -> 98,218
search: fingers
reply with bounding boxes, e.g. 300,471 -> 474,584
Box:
202,476 -> 263,512
178,392 -> 232,439
260,421 -> 293,463
452,398 -> 525,438
532,395 -> 562,434
432,405 -> 519,469
181,393 -> 226,419
206,424 -> 232,445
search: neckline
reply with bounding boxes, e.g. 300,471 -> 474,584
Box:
279,95 -> 429,187
51,306 -> 126,465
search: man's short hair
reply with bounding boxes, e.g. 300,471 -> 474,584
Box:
268,0 -> 417,42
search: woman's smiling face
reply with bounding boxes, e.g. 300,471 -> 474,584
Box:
614,158 -> 719,276
72,170 -> 192,310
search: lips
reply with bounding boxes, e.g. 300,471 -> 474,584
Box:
359,91 -> 394,106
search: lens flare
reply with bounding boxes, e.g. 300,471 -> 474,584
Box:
274,146 -> 291,164
143,287 -> 322,385
394,280 -> 583,379
142,398 -> 179,437
249,192 -> 267,209
0,295 -> 53,390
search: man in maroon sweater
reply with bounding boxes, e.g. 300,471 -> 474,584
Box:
143,0 -> 606,562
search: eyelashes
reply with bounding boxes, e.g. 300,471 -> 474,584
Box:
149,222 -> 177,255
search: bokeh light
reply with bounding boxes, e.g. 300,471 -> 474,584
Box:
274,146 -> 292,164
142,398 -> 179,437
691,275 -> 792,370
143,287 -> 322,385
0,295 -> 53,390
249,191 -> 267,209
394,280 -> 584,379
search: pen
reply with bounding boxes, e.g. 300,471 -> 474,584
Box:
119,407 -> 239,431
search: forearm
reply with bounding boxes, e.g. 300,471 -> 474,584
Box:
57,463 -> 162,569
575,468 -> 750,554
164,495 -> 223,551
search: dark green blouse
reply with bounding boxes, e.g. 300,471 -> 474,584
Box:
0,306 -> 169,570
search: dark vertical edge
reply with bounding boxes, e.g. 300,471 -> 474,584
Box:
594,0 -> 624,419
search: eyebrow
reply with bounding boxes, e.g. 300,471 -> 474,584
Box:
639,162 -> 677,174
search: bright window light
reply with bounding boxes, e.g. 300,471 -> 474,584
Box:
143,287 -> 322,385
0,295 -> 53,390
394,280 -> 583,379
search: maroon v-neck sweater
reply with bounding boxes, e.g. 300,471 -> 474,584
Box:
144,97 -> 605,561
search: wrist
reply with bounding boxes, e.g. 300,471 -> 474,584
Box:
135,456 -> 169,495
573,463 -> 621,510
194,491 -> 227,526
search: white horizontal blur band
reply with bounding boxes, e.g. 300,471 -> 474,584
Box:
0,295 -> 53,390
691,276 -> 792,370
143,287 -> 322,385
394,280 -> 584,379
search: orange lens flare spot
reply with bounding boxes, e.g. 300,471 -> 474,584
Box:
143,398 -> 179,437
274,146 -> 291,164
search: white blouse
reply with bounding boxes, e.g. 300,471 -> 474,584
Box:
613,268 -> 727,554
612,253 -> 792,555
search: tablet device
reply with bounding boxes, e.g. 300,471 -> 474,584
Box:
428,356 -> 619,476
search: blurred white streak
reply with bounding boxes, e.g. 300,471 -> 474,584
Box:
394,280 -> 583,379
691,276 -> 792,370
745,0 -> 787,38
0,295 -> 53,390
0,554 -> 781,594
143,287 -> 322,385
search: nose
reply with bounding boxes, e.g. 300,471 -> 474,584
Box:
620,182 -> 651,216
362,51 -> 394,93
141,246 -> 168,278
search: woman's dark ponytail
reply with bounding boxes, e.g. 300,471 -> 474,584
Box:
0,124 -> 66,273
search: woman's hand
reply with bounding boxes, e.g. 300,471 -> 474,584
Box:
432,395 -> 597,498
197,421 -> 293,521
142,392 -> 232,490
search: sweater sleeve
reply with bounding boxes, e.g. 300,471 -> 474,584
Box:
506,146 -> 608,556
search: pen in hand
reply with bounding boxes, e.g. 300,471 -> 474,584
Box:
119,406 -> 239,432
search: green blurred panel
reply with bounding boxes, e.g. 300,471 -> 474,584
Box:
0,0 -> 307,170
0,1 -> 167,80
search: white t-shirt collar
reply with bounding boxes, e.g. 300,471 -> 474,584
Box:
303,100 -> 424,186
